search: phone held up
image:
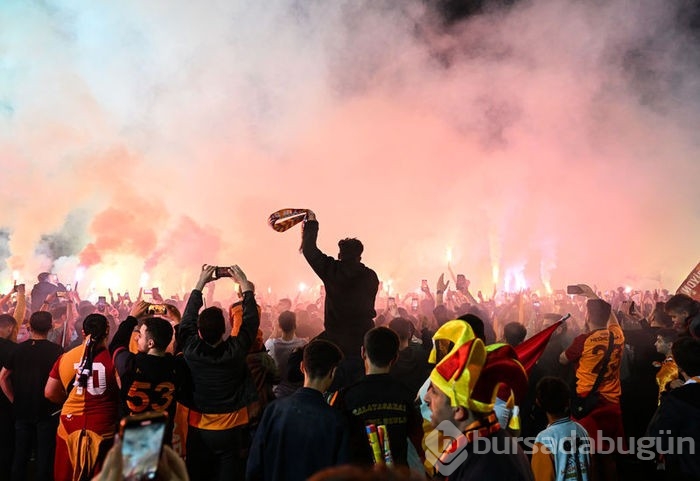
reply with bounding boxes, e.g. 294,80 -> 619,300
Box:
566,285 -> 584,295
120,412 -> 168,481
213,266 -> 232,279
147,304 -> 168,316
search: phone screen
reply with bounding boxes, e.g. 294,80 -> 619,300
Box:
121,416 -> 166,481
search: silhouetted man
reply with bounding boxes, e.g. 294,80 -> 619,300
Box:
301,211 -> 379,388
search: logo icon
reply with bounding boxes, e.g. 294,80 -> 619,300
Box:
424,420 -> 469,475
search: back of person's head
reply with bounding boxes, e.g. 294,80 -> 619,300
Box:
82,313 -> 108,343
0,314 -> 16,329
652,302 -> 673,327
535,376 -> 571,417
29,311 -> 53,334
338,237 -> 363,261
78,301 -> 96,319
657,328 -> 679,344
308,465 -> 425,481
503,322 -> 527,346
198,307 -> 225,345
277,298 -> 292,312
278,310 -> 296,333
144,317 -> 174,351
666,294 -> 699,319
164,303 -> 182,323
586,299 -> 611,327
672,337 -> 700,377
457,313 -> 485,342
363,327 -> 399,368
303,339 -> 343,379
388,317 -> 413,342
433,304 -> 451,327
37,272 -> 50,283
50,304 -> 68,321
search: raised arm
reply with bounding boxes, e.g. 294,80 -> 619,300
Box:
177,266 -> 215,348
301,213 -> 336,282
229,265 -> 260,352
12,284 -> 26,330
108,300 -> 148,355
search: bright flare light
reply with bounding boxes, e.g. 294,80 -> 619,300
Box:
446,247 -> 452,264
12,270 -> 19,281
298,282 -> 307,293
140,272 -> 150,288
75,266 -> 86,282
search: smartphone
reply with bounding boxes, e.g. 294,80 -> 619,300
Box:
56,291 -> 68,299
421,279 -> 429,290
411,298 -> 419,312
147,304 -> 168,315
566,285 -> 584,295
151,287 -> 160,296
387,297 -> 397,310
97,296 -> 107,313
214,267 -> 232,278
120,412 -> 167,481
456,274 -> 467,290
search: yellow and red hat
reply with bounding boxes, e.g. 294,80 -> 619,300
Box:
429,320 -> 528,414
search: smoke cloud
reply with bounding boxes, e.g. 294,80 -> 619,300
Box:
0,0 -> 698,299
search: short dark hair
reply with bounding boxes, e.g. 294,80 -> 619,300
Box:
666,294 -> 699,318
503,322 -> 527,346
587,299 -> 611,327
652,302 -> 673,327
143,317 -> 174,351
198,307 -> 225,345
50,304 -> 68,321
0,314 -> 16,329
672,337 -> 700,377
30,311 -> 53,334
388,317 -> 413,342
536,376 -> 571,417
278,311 -> 296,333
82,314 -> 108,342
338,238 -> 363,261
363,327 -> 399,368
38,272 -> 50,282
303,339 -> 343,379
656,328 -> 679,344
457,313 -> 485,342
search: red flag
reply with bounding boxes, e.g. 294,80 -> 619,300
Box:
677,261 -> 700,301
514,314 -> 570,373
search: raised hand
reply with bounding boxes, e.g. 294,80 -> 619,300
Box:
196,265 -> 217,291
229,265 -> 254,293
436,274 -> 450,293
130,300 -> 151,319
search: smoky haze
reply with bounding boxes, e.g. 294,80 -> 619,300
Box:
0,0 -> 698,299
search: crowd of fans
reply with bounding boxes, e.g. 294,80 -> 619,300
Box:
0,213 -> 698,481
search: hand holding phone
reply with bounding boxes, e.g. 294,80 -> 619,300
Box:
120,412 -> 168,481
566,285 -> 584,295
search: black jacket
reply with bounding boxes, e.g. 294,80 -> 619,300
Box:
301,220 -> 379,355
647,382 -> 700,480
177,289 -> 259,414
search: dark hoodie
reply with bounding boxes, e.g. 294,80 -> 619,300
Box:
647,382 -> 700,480
302,220 -> 379,355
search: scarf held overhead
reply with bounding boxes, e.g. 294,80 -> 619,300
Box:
267,209 -> 312,232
